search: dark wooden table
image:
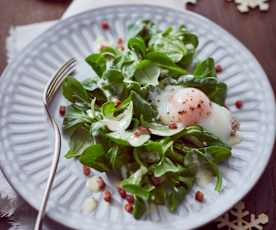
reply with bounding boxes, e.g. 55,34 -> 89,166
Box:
0,0 -> 275,229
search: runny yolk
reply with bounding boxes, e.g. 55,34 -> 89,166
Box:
165,88 -> 212,126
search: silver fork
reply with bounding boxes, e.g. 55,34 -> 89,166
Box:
34,58 -> 77,230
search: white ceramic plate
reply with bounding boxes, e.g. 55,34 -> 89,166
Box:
0,5 -> 275,230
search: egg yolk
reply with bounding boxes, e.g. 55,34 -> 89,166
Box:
162,88 -> 212,126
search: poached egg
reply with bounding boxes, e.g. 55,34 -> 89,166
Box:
154,86 -> 232,141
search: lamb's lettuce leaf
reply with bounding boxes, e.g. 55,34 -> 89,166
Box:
121,166 -> 148,186
63,105 -> 92,132
79,144 -> 110,172
167,186 -> 187,213
142,119 -> 185,136
134,60 -> 160,86
128,37 -> 146,57
154,158 -> 183,177
102,69 -> 128,98
130,90 -> 158,121
65,127 -> 92,159
193,58 -> 216,78
85,53 -> 106,77
62,76 -> 90,103
177,76 -> 227,106
133,197 -> 146,219
102,101 -> 133,132
145,51 -> 187,75
121,166 -> 154,200
106,130 -> 150,147
127,20 -> 158,42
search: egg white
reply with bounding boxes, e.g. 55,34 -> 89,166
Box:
199,102 -> 232,142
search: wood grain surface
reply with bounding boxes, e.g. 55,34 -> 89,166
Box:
0,0 -> 275,229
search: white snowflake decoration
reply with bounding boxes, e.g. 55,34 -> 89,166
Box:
216,201 -> 269,230
0,195 -> 17,218
177,0 -> 198,8
183,0 -> 198,5
234,0 -> 270,13
0,171 -> 20,218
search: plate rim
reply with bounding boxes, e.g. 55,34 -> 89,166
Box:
0,4 -> 275,230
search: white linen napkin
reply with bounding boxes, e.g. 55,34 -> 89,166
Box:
6,0 -> 196,62
6,21 -> 56,61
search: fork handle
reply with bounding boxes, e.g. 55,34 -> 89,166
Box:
34,110 -> 61,230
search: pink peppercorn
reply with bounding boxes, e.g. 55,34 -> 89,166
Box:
97,177 -> 106,191
126,194 -> 134,204
215,64 -> 223,73
100,42 -> 109,50
100,20 -> 110,30
116,37 -> 124,50
134,127 -> 150,137
195,191 -> 204,202
59,106 -> 66,116
104,191 -> 112,203
124,203 -> 133,213
118,187 -> 127,199
151,176 -> 162,186
82,165 -> 91,177
113,98 -> 122,108
168,122 -> 178,129
235,100 -> 243,109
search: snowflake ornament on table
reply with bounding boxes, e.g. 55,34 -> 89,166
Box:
216,201 -> 269,230
233,0 -> 270,13
0,170 -> 20,218
183,0 -> 198,5
180,0 -> 198,8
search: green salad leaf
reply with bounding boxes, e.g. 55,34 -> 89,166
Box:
122,184 -> 153,200
133,197 -> 147,219
63,105 -> 92,132
154,158 -> 183,177
142,119 -> 185,137
151,186 -> 166,205
127,20 -> 158,42
106,145 -> 130,170
101,101 -> 116,118
134,60 -> 160,86
102,69 -> 128,98
145,51 -> 187,75
149,27 -> 187,63
62,76 -> 90,103
121,166 -> 154,200
102,101 -> 133,131
121,166 -> 148,186
177,76 -> 227,106
79,144 -> 110,172
174,125 -> 231,148
106,130 -> 150,147
64,127 -> 92,159
148,25 -> 198,66
193,57 -> 216,78
130,90 -> 158,121
167,186 -> 187,213
144,138 -> 173,157
82,78 -> 99,91
128,37 -> 146,57
85,53 -> 107,77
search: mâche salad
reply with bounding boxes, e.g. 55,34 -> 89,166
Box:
61,20 -> 240,219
